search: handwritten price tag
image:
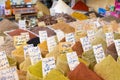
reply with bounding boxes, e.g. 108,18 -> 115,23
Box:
55,30 -> 65,42
93,44 -> 105,63
23,44 -> 33,59
0,51 -> 9,69
39,31 -> 48,43
21,32 -> 30,42
42,57 -> 56,77
66,52 -> 79,71
80,37 -> 92,52
105,32 -> 114,47
28,46 -> 42,65
0,67 -> 19,80
65,33 -> 75,44
18,20 -> 26,29
14,35 -> 26,48
114,39 -> 120,57
87,30 -> 95,42
47,36 -> 57,52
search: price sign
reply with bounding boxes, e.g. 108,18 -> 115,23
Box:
21,32 -> 30,42
66,52 -> 79,71
28,46 -> 42,65
18,20 -> 26,29
114,39 -> 120,57
80,37 -> 92,52
47,36 -> 57,52
0,67 -> 19,80
105,32 -> 114,46
0,51 -> 9,69
42,57 -> 56,77
93,44 -> 105,63
65,33 -> 75,44
23,44 -> 33,59
87,30 -> 95,42
0,36 -> 4,45
14,36 -> 26,48
55,30 -> 65,42
59,42 -> 73,54
39,31 -> 48,43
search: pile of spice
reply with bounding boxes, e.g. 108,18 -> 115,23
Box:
52,22 -> 75,33
38,15 -> 57,25
94,55 -> 120,80
27,37 -> 40,46
29,27 -> 56,37
68,63 -> 103,80
43,69 -> 69,80
0,19 -> 18,32
6,29 -> 37,39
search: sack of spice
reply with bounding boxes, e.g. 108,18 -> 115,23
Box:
19,57 -> 31,72
56,54 -> 70,76
68,63 -> 103,80
82,49 -> 96,70
52,22 -> 75,34
26,61 -> 43,80
27,37 -> 40,46
106,43 -> 118,60
43,69 -> 69,80
38,41 -> 48,58
12,45 -> 25,65
94,55 -> 120,80
46,45 -> 60,60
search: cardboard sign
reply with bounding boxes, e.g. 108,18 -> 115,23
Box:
14,36 -> 26,48
114,39 -> 120,57
80,37 -> 92,52
42,57 -> 56,77
59,42 -> 73,54
23,44 -> 33,59
93,44 -> 105,63
0,36 -> 4,45
18,20 -> 26,29
38,21 -> 46,27
47,36 -> 57,52
105,32 -> 114,47
65,33 -> 75,44
39,31 -> 48,43
55,30 -> 65,42
66,52 -> 79,71
21,32 -> 30,42
0,67 -> 19,80
28,46 -> 42,65
87,30 -> 95,42
0,51 -> 9,70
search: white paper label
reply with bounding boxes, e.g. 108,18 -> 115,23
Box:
87,30 -> 95,42
47,36 -> 57,52
0,67 -> 19,80
28,46 -> 42,65
66,52 -> 79,71
93,44 -> 105,63
105,32 -> 114,47
55,30 -> 65,42
42,57 -> 56,77
80,37 -> 92,52
114,39 -> 120,57
21,32 -> 30,42
18,20 -> 26,29
23,44 -> 33,59
0,36 -> 4,45
0,51 -> 9,69
39,31 -> 48,43
65,33 -> 75,44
